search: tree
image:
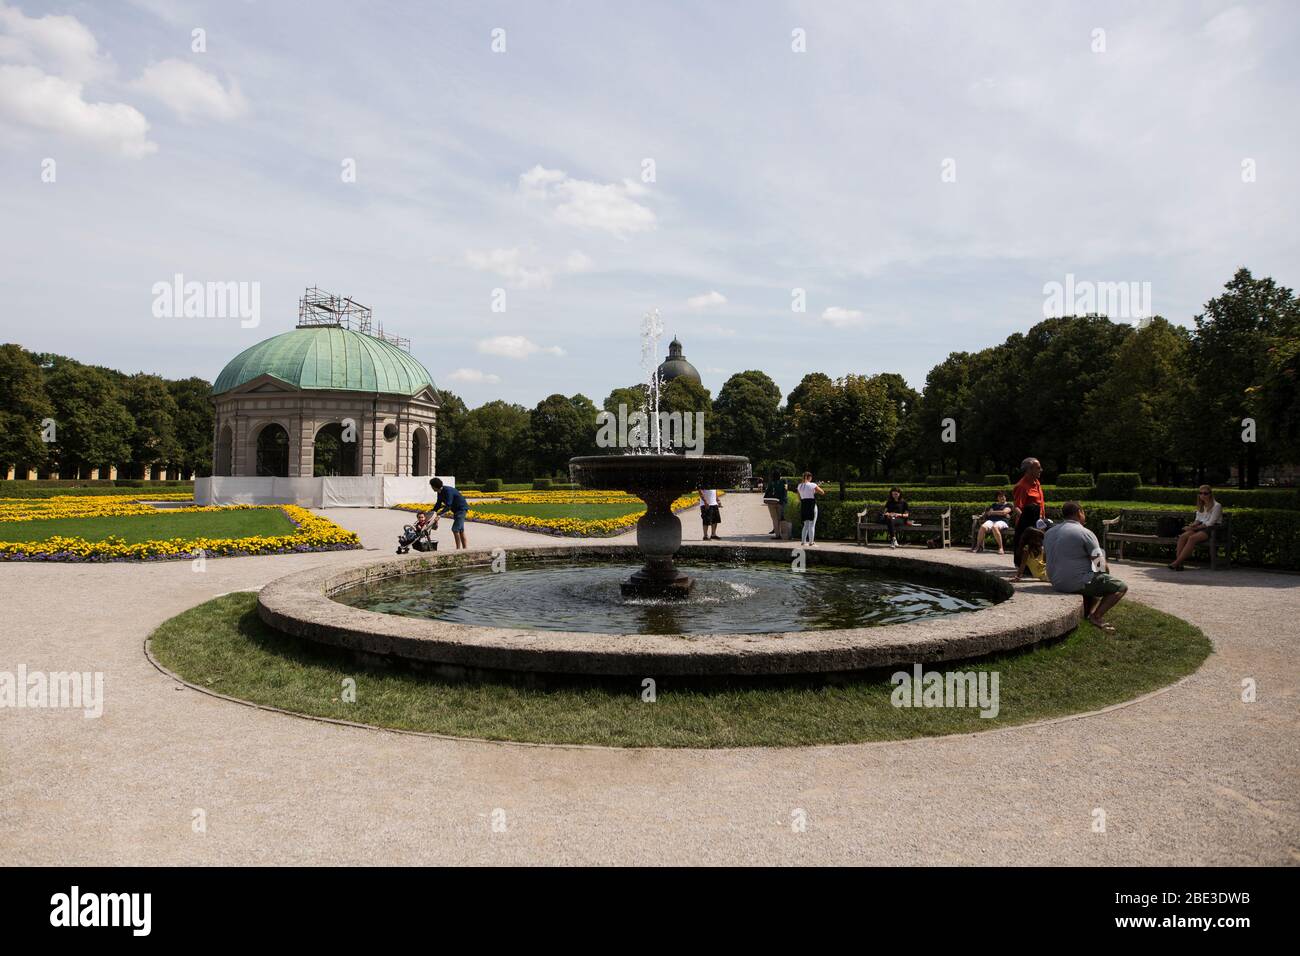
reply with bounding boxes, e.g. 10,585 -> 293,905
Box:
602,384 -> 648,415
1190,268 -> 1300,486
1080,318 -> 1189,482
790,374 -> 897,498
168,377 -> 214,477
528,393 -> 599,476
872,372 -> 920,480
457,400 -> 531,481
433,389 -> 469,475
782,372 -> 832,469
711,370 -> 782,461
42,358 -> 133,475
123,373 -> 180,475
0,344 -> 53,473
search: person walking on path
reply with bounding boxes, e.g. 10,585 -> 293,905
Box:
1044,501 -> 1128,632
429,477 -> 470,550
1012,457 -> 1045,562
796,471 -> 825,546
698,487 -> 722,540
762,470 -> 788,536
882,487 -> 910,548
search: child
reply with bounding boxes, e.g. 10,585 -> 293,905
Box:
396,510 -> 431,554
1012,527 -> 1048,583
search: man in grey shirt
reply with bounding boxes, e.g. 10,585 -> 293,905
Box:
1044,501 -> 1127,632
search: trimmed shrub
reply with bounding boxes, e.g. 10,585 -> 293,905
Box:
482,478 -> 504,493
784,494 -> 1300,570
924,475 -> 959,485
1095,473 -> 1142,500
983,474 -> 1009,486
0,482 -> 195,499
1057,473 -> 1095,489
532,478 -> 553,490
1114,486 -> 1300,510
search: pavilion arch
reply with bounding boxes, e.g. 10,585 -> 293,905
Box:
313,421 -> 359,477
411,426 -> 431,477
253,422 -> 291,478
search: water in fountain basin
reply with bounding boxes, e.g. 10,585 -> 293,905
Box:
334,558 -> 995,636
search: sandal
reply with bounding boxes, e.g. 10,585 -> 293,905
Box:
1089,617 -> 1117,633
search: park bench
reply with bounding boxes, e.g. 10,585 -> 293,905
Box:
1101,510 -> 1233,570
856,505 -> 951,548
968,505 -> 1020,551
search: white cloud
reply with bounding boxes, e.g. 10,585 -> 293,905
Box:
686,290 -> 726,310
819,306 -> 864,327
464,247 -> 552,289
565,250 -> 594,273
448,368 -> 501,384
0,4 -> 154,157
131,59 -> 247,121
0,64 -> 155,157
477,335 -> 565,359
0,2 -> 109,82
518,164 -> 656,238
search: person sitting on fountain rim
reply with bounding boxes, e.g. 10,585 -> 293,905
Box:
428,477 -> 470,550
698,487 -> 722,540
1043,501 -> 1127,633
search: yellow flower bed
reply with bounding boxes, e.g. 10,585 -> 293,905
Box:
0,492 -> 196,522
0,504 -> 361,562
396,491 -> 712,537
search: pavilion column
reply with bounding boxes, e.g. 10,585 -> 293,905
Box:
107,465 -> 118,480
25,468 -> 37,480
4,465 -> 13,480
88,467 -> 100,480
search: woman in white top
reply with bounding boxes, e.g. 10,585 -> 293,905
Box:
796,471 -> 826,546
1169,485 -> 1223,571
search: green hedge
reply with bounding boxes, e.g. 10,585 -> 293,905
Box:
482,478 -> 504,492
1095,473 -> 1142,499
785,495 -> 1300,570
1121,486 -> 1299,510
1057,473 -> 1095,489
983,474 -> 1009,486
533,478 -> 553,490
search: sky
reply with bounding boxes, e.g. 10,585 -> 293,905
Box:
1,0 -> 1297,409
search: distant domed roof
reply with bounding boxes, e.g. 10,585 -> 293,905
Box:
657,337 -> 701,386
213,326 -> 435,396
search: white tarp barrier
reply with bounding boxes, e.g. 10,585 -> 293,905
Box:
320,476 -> 382,508
195,475 -> 455,508
382,477 -> 439,507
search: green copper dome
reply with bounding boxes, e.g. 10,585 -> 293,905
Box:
212,326 -> 435,396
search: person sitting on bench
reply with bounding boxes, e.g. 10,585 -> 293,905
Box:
972,491 -> 1014,554
883,487 -> 909,548
1168,485 -> 1222,571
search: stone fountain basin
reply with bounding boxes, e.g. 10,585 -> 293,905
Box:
568,454 -> 751,490
256,544 -> 1082,677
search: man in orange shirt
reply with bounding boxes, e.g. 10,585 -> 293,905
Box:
1011,457 -> 1045,563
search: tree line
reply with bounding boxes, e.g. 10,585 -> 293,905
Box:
0,347 -> 211,479
3,268 -> 1295,488
436,268 -> 1299,492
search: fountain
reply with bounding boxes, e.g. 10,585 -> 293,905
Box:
569,453 -> 750,597
570,308 -> 749,597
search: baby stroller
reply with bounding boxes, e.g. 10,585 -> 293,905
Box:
396,517 -> 437,554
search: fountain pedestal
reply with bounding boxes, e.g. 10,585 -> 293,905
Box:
568,454 -> 751,601
622,489 -> 693,598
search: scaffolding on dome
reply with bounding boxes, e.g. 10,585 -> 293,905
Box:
296,286 -> 410,352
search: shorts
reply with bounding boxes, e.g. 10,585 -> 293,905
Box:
1077,572 -> 1126,598
981,519 -> 1009,530
450,510 -> 467,533
701,504 -> 721,525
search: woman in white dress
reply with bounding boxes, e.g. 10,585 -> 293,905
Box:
1169,485 -> 1223,571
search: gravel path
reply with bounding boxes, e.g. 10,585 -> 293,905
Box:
1,494 -> 1295,865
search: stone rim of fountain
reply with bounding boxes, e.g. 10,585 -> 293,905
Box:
257,543 -> 1082,677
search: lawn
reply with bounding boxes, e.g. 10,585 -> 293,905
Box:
150,594 -> 1211,748
0,508 -> 297,544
